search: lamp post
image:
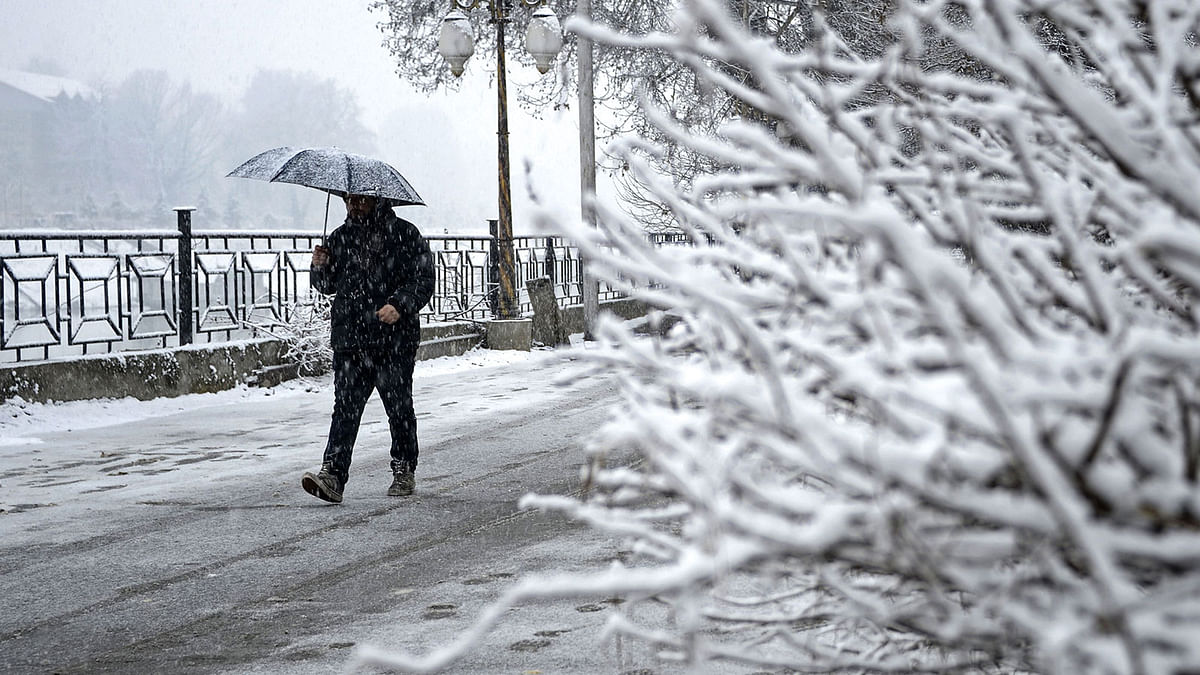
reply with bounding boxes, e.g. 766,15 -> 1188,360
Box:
438,0 -> 563,320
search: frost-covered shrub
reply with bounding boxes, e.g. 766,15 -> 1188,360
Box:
358,1 -> 1200,673
242,294 -> 332,376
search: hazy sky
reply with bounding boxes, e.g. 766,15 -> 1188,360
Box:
2,0 -> 589,234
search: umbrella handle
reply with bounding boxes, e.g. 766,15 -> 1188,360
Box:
321,193 -> 330,244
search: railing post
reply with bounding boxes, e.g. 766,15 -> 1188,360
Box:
488,219 -> 500,318
544,236 -> 556,285
174,207 -> 194,346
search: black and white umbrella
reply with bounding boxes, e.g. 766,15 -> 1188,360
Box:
228,146 -> 425,236
228,146 -> 424,204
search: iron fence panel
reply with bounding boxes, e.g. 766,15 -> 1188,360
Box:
241,251 -> 284,328
127,253 -> 176,340
426,236 -> 492,322
1,254 -> 60,356
65,255 -> 121,346
195,251 -> 239,336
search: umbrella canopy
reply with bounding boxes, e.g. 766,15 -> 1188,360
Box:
227,146 -> 424,206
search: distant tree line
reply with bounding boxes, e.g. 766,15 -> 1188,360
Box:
0,68 -> 373,230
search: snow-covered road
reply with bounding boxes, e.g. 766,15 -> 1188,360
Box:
0,346 -> 678,674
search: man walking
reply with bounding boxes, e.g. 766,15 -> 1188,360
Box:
301,193 -> 435,504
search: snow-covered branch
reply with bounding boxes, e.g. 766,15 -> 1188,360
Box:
359,1 -> 1200,672
240,293 -> 332,376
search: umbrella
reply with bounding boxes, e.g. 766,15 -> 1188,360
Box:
227,146 -> 425,237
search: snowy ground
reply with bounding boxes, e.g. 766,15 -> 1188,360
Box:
0,343 -> 709,674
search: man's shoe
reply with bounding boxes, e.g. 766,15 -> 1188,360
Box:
387,468 -> 415,497
302,469 -> 343,504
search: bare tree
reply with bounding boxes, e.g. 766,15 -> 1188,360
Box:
357,0 -> 1200,673
223,69 -> 376,227
105,70 -> 227,212
231,69 -> 375,152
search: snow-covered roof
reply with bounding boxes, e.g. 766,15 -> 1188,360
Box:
0,67 -> 94,102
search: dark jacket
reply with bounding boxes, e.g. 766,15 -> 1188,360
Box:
311,203 -> 435,352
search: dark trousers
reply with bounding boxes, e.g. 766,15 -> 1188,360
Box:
322,346 -> 418,485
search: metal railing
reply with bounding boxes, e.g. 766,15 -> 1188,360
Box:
0,209 -> 629,364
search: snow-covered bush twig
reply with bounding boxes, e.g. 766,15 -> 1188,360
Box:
357,1 -> 1200,673
241,294 -> 332,376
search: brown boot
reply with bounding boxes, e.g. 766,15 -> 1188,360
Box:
301,468 -> 343,504
387,466 -> 415,496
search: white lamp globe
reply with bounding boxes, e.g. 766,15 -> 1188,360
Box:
438,11 -> 476,77
524,6 -> 563,75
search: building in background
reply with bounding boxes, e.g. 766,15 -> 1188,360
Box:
0,68 -> 95,228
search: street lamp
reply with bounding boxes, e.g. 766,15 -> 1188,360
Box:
438,11 -> 475,77
525,6 -> 564,74
437,0 -> 562,320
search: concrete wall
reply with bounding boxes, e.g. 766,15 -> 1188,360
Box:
559,297 -> 651,336
1,340 -> 288,404
1,321 -> 484,405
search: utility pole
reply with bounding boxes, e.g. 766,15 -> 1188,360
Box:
577,0 -> 599,340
